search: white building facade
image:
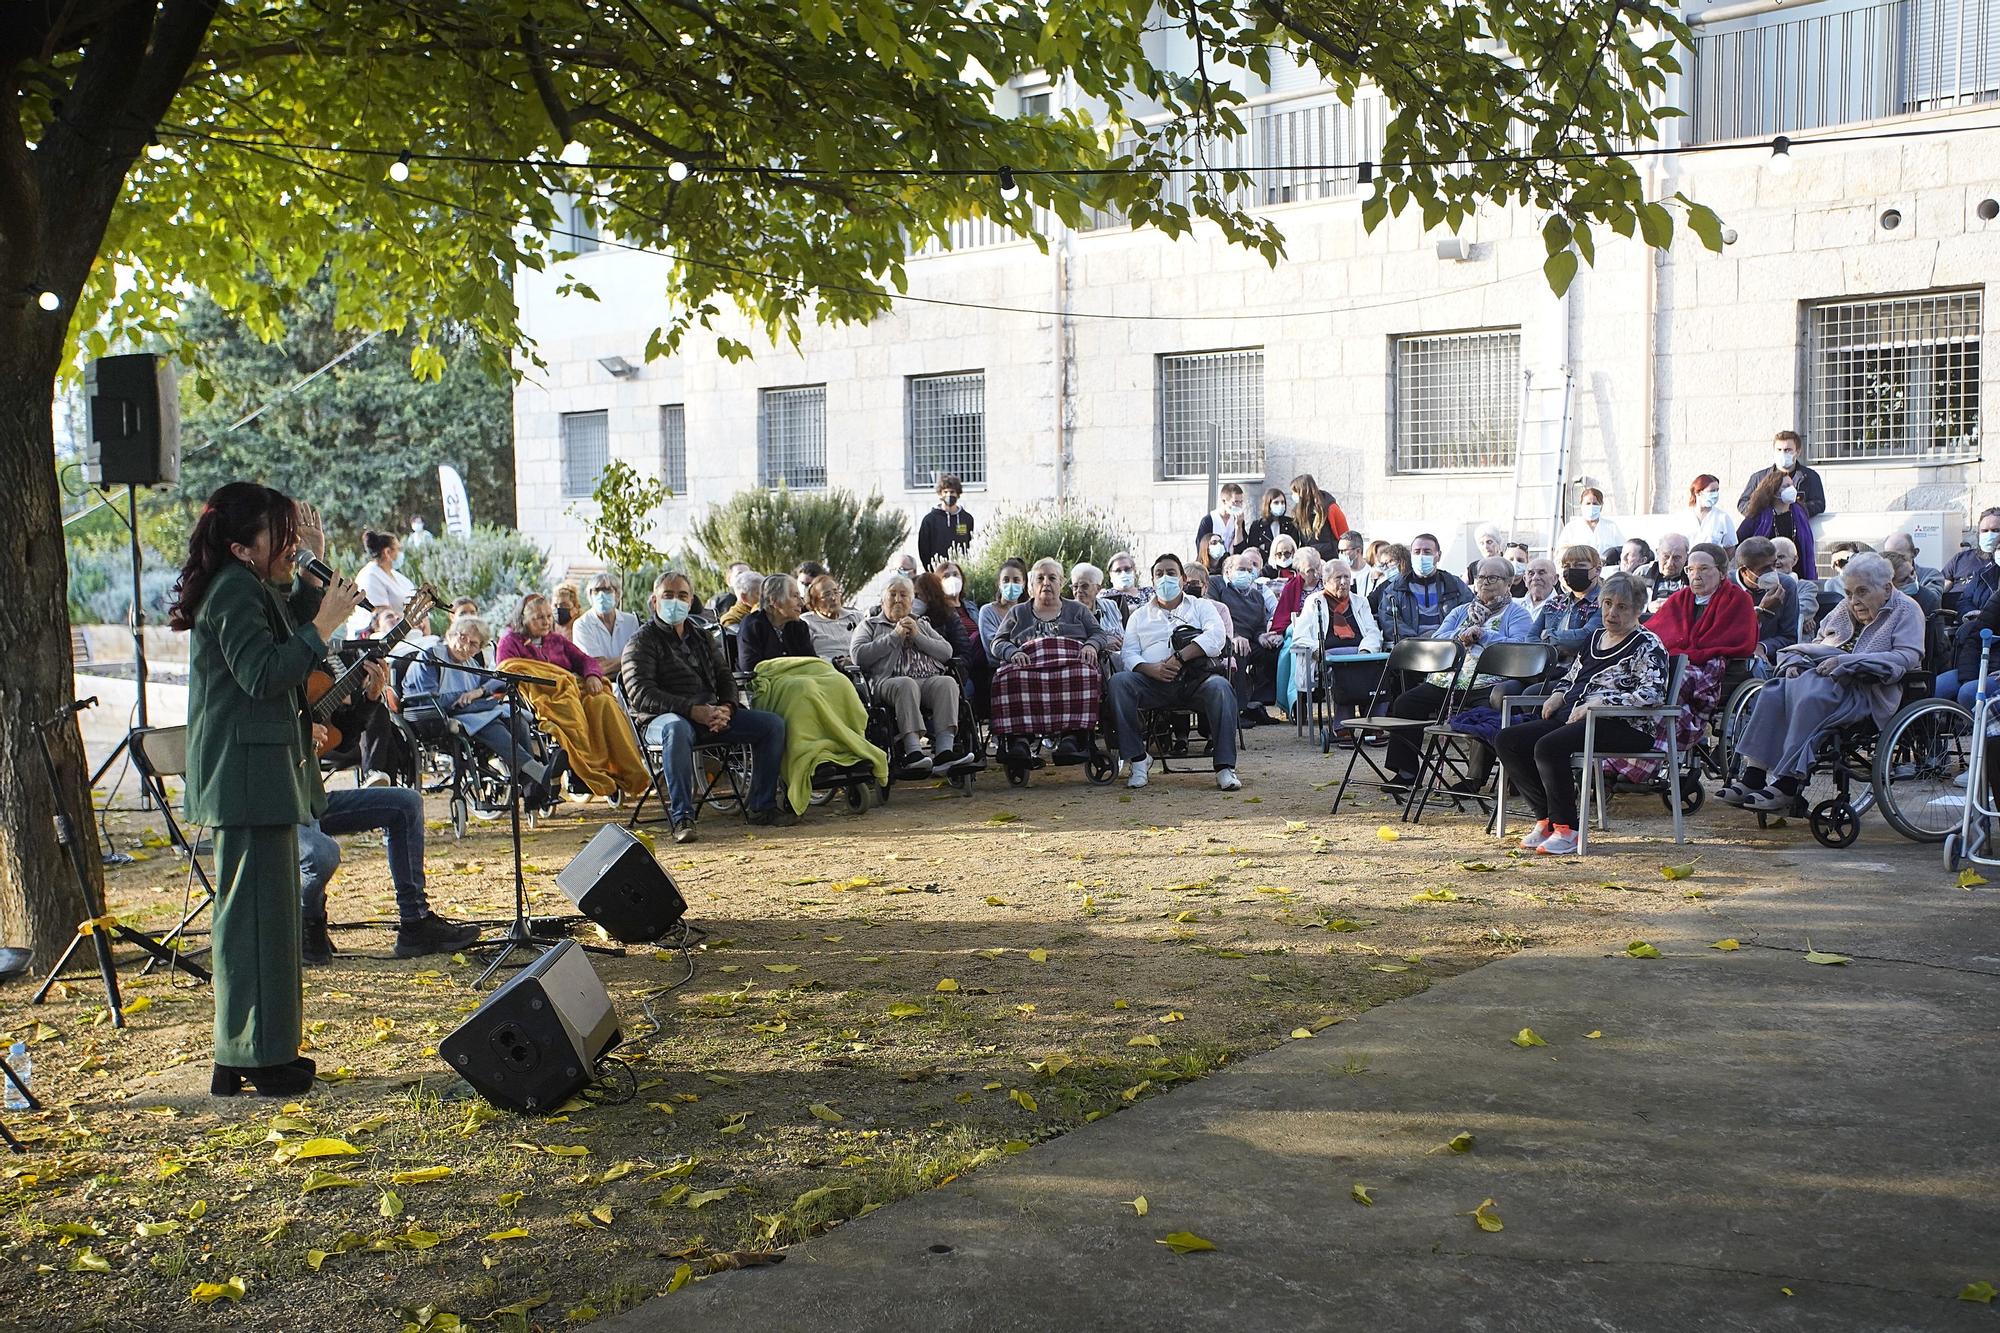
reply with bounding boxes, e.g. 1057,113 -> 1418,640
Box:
515,0 -> 2000,579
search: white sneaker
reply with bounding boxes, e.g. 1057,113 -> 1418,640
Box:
360,769 -> 392,788
1536,825 -> 1581,855
1127,758 -> 1151,789
1216,768 -> 1242,792
1518,819 -> 1554,851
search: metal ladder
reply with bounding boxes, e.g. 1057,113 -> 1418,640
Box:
1506,367 -> 1574,554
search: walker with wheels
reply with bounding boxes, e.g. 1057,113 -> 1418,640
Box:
1944,630 -> 2000,875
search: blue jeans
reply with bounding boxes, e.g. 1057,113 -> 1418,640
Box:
298,787 -> 428,923
645,709 -> 787,822
1108,669 -> 1238,769
1936,669 -> 1963,702
1955,675 -> 2000,710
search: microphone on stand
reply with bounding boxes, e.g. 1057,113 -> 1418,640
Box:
292,549 -> 374,610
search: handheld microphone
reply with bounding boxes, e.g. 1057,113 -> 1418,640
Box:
293,549 -> 374,610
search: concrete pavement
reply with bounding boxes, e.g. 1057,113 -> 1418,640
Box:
605,850 -> 2000,1332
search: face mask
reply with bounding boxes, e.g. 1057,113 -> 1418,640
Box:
1112,570 -> 1136,590
1511,559 -> 1528,576
1582,504 -> 1603,522
998,581 -> 1024,602
941,575 -> 964,597
392,548 -> 406,569
1207,542 -> 1225,559
555,605 -> 573,626
1270,501 -> 1288,518
1154,574 -> 1183,602
1699,489 -> 1720,509
1225,503 -> 1243,518
1228,570 -> 1254,592
1272,555 -> 1293,570
657,599 -> 690,627
1563,568 -> 1593,593
591,592 -> 616,614
1412,554 -> 1437,577
1775,452 -> 1796,471
1779,485 -> 1799,505
1378,559 -> 1395,573
1982,532 -> 2000,553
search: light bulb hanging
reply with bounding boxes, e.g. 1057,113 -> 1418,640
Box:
37,290 -> 61,312
667,160 -> 689,182
998,166 -> 1019,202
1766,135 -> 1794,176
145,138 -> 168,161
1358,160 -> 1374,185
388,149 -> 411,182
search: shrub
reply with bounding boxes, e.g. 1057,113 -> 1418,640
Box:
400,526 -> 549,624
684,487 -> 910,594
960,503 -> 1133,606
66,535 -> 177,625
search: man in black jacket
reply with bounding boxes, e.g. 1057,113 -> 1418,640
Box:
916,474 -> 975,571
622,570 -> 793,840
1736,429 -> 1827,520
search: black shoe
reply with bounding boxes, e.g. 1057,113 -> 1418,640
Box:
301,918 -> 336,967
746,805 -> 799,827
672,818 -> 699,845
1237,710 -> 1264,729
394,912 -> 482,959
212,1060 -> 316,1097
892,748 -> 934,775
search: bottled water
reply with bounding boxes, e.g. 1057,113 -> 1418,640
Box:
3,1041 -> 29,1111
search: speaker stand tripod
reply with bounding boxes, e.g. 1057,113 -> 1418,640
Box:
29,700 -> 208,1026
449,664 -> 619,988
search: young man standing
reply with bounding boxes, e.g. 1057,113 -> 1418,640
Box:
1109,554 -> 1241,792
917,474 -> 975,571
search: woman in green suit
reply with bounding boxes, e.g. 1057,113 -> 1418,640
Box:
169,483 -> 360,1096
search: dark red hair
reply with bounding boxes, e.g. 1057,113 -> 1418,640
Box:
167,483 -> 299,631
1688,473 -> 1721,507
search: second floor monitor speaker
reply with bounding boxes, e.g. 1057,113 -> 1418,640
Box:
86,352 -> 180,487
556,824 -> 688,944
439,940 -> 621,1113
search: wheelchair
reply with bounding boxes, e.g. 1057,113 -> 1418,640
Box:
1727,669 -> 1972,848
393,689 -> 565,839
848,660 -> 985,798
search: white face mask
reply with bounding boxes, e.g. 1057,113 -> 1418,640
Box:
1270,501 -> 1288,518
1207,541 -> 1225,558
1272,555 -> 1293,569
1775,452 -> 1797,471
1582,504 -> 1603,522
1699,489 -> 1720,509
1111,570 -> 1136,590
1779,485 -> 1799,505
941,575 -> 964,597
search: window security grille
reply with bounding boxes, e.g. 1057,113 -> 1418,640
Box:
1807,290 -> 1981,463
758,385 -> 828,489
660,404 -> 687,494
560,410 -> 609,498
906,373 -> 986,489
1392,330 -> 1521,473
1157,350 -> 1265,480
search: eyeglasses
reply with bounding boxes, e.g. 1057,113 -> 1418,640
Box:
1474,575 -> 1510,586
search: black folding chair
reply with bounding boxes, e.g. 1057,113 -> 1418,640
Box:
1406,641 -> 1555,824
128,726 -> 217,971
1327,639 -> 1462,815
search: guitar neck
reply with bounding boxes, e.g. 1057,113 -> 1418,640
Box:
313,613 -> 424,720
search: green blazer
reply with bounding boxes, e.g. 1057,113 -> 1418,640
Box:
183,561 -> 330,828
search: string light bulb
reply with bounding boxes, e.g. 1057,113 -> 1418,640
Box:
37,290 -> 61,312
998,166 -> 1019,202
561,140 -> 590,166
667,160 -> 689,182
388,149 -> 411,182
1358,160 -> 1374,185
145,138 -> 168,161
1766,135 -> 1794,176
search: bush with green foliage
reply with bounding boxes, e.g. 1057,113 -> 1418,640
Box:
399,526 -> 549,625
683,487 -> 909,595
65,533 -> 177,626
960,503 -> 1133,606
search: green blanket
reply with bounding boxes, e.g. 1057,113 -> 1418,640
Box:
751,657 -> 889,814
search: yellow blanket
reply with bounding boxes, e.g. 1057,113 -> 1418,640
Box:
496,657 -> 651,798
751,657 -> 889,814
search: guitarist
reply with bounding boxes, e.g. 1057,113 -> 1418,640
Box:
298,653 -> 480,965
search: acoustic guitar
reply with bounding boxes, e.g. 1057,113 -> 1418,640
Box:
307,587 -> 438,757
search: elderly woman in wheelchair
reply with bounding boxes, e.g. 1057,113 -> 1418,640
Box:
1719,552 -> 1926,815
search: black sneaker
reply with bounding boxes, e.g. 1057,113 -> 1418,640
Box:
892,748 -> 933,775
672,818 -> 699,844
301,918 -> 336,967
746,805 -> 799,828
394,913 -> 482,959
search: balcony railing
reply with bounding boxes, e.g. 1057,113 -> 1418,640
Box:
1690,0 -> 2000,143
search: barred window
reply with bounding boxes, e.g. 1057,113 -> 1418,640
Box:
1392,330 -> 1521,473
1157,349 -> 1265,481
906,373 -> 986,489
560,410 -> 608,499
758,385 -> 827,489
660,404 -> 687,495
1807,291 -> 1981,463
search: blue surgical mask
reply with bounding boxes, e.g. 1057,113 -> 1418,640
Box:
1982,531 -> 2000,553
1413,554 -> 1437,577
1155,574 -> 1183,602
1270,501 -> 1288,518
1699,489 -> 1720,509
591,591 -> 616,614
657,599 -> 690,626
1583,504 -> 1603,522
1228,570 -> 1254,591
998,581 -> 1024,602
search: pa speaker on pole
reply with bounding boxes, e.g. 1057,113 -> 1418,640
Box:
556,825 -> 688,944
85,352 -> 180,487
440,940 -> 621,1113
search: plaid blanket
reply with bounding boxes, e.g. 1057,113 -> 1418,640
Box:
1603,656 -> 1726,783
989,636 -> 1102,737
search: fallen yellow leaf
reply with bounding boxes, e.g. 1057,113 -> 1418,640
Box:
1009,1088 -> 1039,1112
1126,1034 -> 1161,1048
1625,940 -> 1661,959
1710,938 -> 1741,951
1126,1195 -> 1148,1216
1584,1030 -> 1604,1039
934,978 -> 960,992
1468,1198 -> 1504,1232
1960,1281 -> 1997,1303
1157,1231 -> 1215,1254
1351,1183 -> 1374,1207
287,1137 -> 361,1162
666,1263 -> 695,1293
189,1278 -> 247,1305
1804,948 -> 1851,965
808,1103 -> 843,1123
886,1002 -> 925,1018
1376,826 -> 1399,841
1028,948 -> 1049,964
390,1165 -> 452,1185
1290,1028 -> 1314,1039
483,1227 -> 530,1242
1958,869 -> 1988,889
1446,1132 -> 1475,1154
1510,1028 -> 1547,1049
1659,858 -> 1700,880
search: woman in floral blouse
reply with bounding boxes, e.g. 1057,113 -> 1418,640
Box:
1497,572 -> 1670,856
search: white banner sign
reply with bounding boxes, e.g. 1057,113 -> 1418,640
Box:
438,464 -> 473,538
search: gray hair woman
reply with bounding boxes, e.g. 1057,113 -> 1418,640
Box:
736,572 -> 816,673
851,574 -> 972,775
720,566 -> 764,628
1722,551 -> 1926,814
1070,561 -> 1124,646
988,557 -> 1114,766
405,614 -> 555,801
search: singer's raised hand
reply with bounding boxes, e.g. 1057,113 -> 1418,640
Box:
312,574 -> 363,640
296,503 -> 326,557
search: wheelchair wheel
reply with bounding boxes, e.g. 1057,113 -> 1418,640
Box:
1006,764 -> 1030,788
1664,774 -> 1704,815
1084,750 -> 1116,785
450,796 -> 468,840
1943,831 -> 1965,874
1810,799 -> 1861,848
1871,698 -> 1973,843
1718,678 -> 1765,774
843,781 -> 870,813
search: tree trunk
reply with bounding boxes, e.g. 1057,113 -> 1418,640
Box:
0,355 -> 98,967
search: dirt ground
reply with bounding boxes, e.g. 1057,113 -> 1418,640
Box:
2,734 -> 1836,1330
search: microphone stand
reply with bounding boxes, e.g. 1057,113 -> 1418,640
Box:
435,659 -> 620,987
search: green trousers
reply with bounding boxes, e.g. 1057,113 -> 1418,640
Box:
210,824 -> 304,1068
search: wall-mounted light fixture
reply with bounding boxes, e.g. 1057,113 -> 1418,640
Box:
597,355 -> 639,378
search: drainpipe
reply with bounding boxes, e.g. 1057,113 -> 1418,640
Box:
1685,0 -> 1814,24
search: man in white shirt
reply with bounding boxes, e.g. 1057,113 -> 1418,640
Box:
573,573 -> 640,673
1514,557 -> 1559,622
1110,554 -> 1240,792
